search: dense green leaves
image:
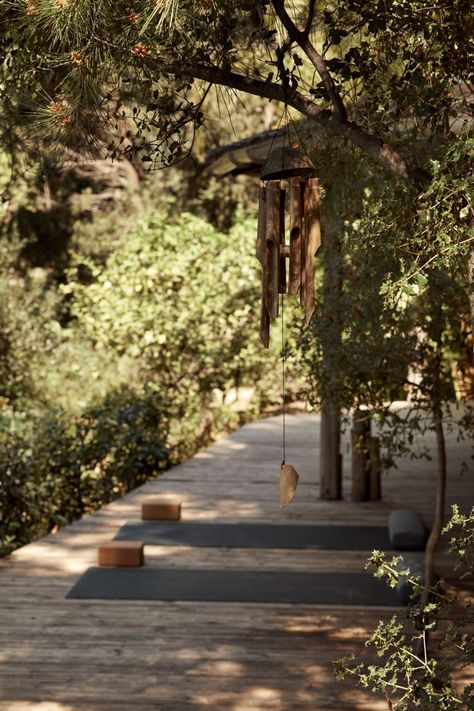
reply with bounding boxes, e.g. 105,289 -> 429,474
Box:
0,200 -> 304,555
2,0 -> 471,173
64,210 -> 281,417
336,507 -> 474,710
0,392 -> 169,555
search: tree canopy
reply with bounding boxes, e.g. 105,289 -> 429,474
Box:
1,0 -> 472,176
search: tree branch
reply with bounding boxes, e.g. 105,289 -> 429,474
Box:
271,0 -> 347,121
146,58 -> 410,179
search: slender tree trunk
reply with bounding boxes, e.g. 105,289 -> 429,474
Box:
422,400 -> 447,606
320,399 -> 341,499
369,435 -> 382,501
469,248 -> 474,356
319,228 -> 342,500
351,409 -> 371,502
421,283 -> 447,606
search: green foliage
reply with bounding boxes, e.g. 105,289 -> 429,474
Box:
63,209 -> 288,457
0,391 -> 168,556
376,132 -> 474,302
321,0 -> 472,136
0,199 -> 304,556
300,128 -> 473,473
2,0 -> 471,172
335,506 -> 474,710
0,236 -> 49,405
443,504 -> 474,577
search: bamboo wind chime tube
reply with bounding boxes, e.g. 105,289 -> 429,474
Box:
288,177 -> 302,296
302,177 -> 322,324
256,164 -> 320,347
279,188 -> 287,294
265,180 -> 281,320
256,186 -> 270,348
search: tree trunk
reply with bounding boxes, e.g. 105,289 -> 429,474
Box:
421,402 -> 447,608
319,228 -> 343,500
369,435 -> 382,501
320,399 -> 342,499
469,248 -> 474,357
351,409 -> 371,502
421,280 -> 447,606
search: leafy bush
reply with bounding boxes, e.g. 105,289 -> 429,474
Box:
1,207 -> 307,555
0,390 -> 169,555
335,506 -> 474,710
64,209 -> 301,457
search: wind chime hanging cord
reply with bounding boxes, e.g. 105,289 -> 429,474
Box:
281,290 -> 286,466
281,107 -> 289,467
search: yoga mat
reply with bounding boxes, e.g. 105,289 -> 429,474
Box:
114,522 -> 392,550
67,568 -> 399,606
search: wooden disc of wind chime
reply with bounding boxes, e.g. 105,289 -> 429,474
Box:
256,141 -> 321,507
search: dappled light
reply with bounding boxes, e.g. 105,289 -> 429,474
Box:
3,704 -> 78,711
1,1 -> 473,708
1,414 -> 472,709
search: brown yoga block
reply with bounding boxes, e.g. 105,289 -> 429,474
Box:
98,541 -> 144,567
142,499 -> 181,521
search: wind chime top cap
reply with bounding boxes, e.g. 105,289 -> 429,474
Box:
260,145 -> 315,181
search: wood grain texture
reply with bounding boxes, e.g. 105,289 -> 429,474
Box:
265,181 -> 281,320
302,178 -> 321,324
256,186 -> 270,348
0,410 -> 472,711
288,177 -> 302,296
279,188 -> 287,294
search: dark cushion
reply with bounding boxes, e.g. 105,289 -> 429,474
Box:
395,554 -> 426,606
389,509 -> 426,550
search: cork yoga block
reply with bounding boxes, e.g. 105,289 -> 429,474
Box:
142,499 -> 181,521
98,541 -> 144,567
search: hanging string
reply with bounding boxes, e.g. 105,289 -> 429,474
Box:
281,290 -> 286,465
280,105 -> 289,466
288,109 -> 312,163
258,81 -> 291,468
262,108 -> 286,182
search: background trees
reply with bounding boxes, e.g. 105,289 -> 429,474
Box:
0,186 -> 308,556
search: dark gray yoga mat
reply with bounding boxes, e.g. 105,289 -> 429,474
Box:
67,568 -> 399,606
114,522 -> 391,550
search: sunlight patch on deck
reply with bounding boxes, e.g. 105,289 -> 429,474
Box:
4,704 -> 77,711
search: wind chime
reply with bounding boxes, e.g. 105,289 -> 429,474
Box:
256,137 -> 321,507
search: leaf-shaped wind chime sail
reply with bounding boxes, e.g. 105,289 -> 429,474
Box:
257,145 -> 321,348
279,464 -> 299,507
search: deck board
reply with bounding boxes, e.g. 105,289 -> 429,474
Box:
0,410 -> 472,710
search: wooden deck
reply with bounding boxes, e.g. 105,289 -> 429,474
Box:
0,410 -> 472,711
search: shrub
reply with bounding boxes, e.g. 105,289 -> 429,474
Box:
335,506 -> 474,710
0,391 -> 168,555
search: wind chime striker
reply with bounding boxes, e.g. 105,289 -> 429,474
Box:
256,140 -> 321,507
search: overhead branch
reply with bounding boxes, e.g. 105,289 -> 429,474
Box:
146,57 -> 323,113
271,0 -> 347,121
145,58 -> 410,179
